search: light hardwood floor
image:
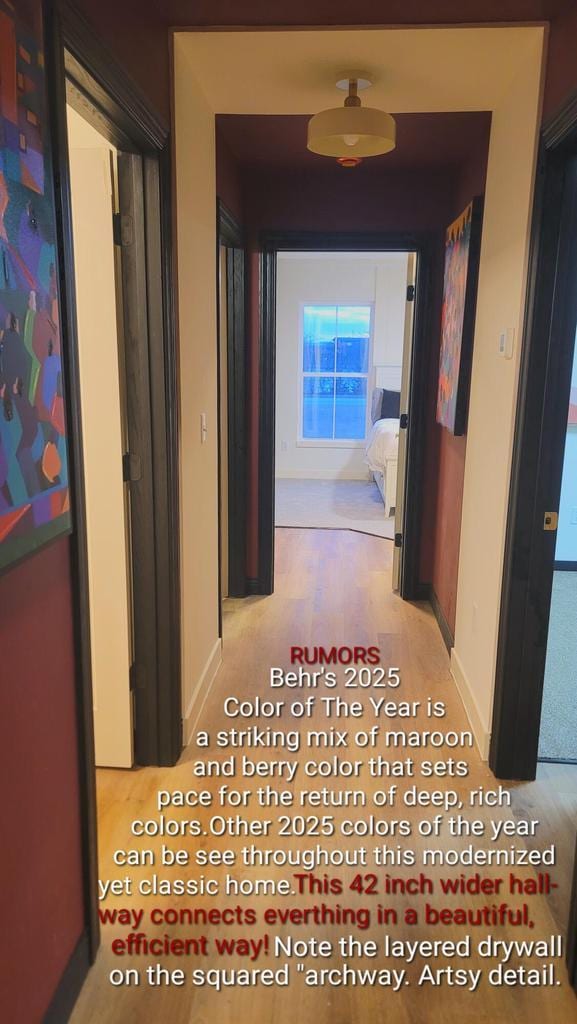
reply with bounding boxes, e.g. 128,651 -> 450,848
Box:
71,529 -> 577,1023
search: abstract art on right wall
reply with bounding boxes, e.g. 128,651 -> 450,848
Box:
436,196 -> 484,436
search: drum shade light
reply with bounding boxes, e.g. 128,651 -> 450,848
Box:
307,78 -> 396,166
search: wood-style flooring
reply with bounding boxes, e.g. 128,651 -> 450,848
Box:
71,529 -> 577,1023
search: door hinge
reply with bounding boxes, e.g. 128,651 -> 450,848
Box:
406,284 -> 415,302
113,212 -> 133,247
129,663 -> 138,691
394,532 -> 403,548
123,451 -> 142,483
399,412 -> 409,429
543,511 -> 558,531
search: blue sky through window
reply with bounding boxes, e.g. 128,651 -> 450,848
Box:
302,305 -> 371,440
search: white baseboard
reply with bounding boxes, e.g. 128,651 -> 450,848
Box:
182,637 -> 222,747
450,648 -> 491,761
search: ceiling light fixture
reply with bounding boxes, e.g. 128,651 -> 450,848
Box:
307,74 -> 396,167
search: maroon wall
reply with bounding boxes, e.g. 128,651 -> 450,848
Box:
543,3 -> 577,119
237,166 -> 457,577
0,3 -> 85,1020
0,539 -> 84,1021
425,142 -> 491,634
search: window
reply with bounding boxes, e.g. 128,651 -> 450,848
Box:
301,304 -> 371,441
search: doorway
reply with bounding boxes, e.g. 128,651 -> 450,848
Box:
59,58 -> 180,769
273,251 -> 415,557
538,333 -> 577,763
489,95 -> 577,989
66,103 -> 133,767
257,231 -> 429,598
45,0 -> 181,971
491,125 -> 577,781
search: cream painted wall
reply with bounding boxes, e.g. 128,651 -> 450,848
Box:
174,38 -> 222,740
451,31 -> 545,758
275,254 -> 407,480
180,27 -> 545,116
67,106 -> 133,768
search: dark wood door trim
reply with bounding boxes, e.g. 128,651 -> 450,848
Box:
57,0 -> 168,150
258,230 -> 431,599
117,153 -> 161,764
59,5 -> 181,769
44,0 -> 100,965
490,113 -> 577,783
144,150 -> 182,760
219,200 -> 244,248
217,201 -> 247,601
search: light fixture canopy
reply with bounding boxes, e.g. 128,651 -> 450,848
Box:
307,77 -> 396,165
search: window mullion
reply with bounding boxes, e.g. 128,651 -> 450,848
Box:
332,327 -> 337,440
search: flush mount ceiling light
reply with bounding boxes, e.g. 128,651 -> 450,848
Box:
307,74 -> 396,167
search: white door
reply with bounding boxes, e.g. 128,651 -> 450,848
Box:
392,253 -> 417,593
68,113 -> 133,767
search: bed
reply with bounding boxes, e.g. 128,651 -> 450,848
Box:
366,388 -> 400,517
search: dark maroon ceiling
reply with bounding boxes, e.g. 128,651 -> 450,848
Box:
82,0 -> 565,28
216,112 -> 492,173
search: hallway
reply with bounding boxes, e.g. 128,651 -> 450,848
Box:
71,530 -> 577,1024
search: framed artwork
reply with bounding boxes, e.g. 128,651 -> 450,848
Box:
0,0 -> 71,573
436,196 -> 483,436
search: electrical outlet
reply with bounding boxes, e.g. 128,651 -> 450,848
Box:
280,440 -> 288,451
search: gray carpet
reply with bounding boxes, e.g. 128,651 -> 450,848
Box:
275,478 -> 394,539
538,572 -> 577,762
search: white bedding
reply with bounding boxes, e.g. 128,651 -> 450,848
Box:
365,418 -> 400,473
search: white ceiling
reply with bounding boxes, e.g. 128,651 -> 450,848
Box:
175,25 -> 545,114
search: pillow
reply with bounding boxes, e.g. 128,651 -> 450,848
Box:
380,389 -> 401,419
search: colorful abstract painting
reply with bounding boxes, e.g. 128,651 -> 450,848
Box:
0,0 -> 70,572
436,197 -> 483,436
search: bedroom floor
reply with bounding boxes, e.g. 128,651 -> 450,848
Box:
275,477 -> 395,539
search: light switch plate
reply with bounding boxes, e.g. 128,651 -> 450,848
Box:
498,327 -> 515,359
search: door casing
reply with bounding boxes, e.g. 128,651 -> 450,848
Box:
488,88 -> 577,995
393,253 -> 417,592
491,96 -> 577,783
45,0 -> 181,973
217,201 -> 247,603
257,230 -> 432,598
